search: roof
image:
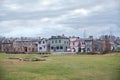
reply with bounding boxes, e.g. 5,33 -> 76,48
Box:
50,35 -> 69,39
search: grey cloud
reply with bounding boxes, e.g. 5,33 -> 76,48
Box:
0,10 -> 67,21
0,0 -> 120,37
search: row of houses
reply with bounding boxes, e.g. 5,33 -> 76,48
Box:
0,35 -> 120,54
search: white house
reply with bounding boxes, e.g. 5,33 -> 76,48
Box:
37,38 -> 50,52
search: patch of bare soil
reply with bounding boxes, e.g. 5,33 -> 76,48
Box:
8,58 -> 46,61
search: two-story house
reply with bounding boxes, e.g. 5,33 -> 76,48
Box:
69,37 -> 80,52
49,35 -> 69,52
37,38 -> 50,53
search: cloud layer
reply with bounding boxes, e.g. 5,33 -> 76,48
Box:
0,0 -> 120,38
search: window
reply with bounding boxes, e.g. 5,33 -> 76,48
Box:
35,44 -> 38,47
73,42 -> 75,45
39,41 -> 41,44
55,40 -> 57,43
56,46 -> 59,49
64,41 -> 66,44
66,47 -> 67,49
60,46 -> 63,49
52,40 -> 54,43
43,41 -> 45,44
51,47 -> 54,49
67,41 -> 69,44
82,42 -> 85,44
59,40 -> 61,43
39,47 -> 42,50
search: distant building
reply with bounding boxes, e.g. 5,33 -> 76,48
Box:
99,35 -> 116,52
69,37 -> 80,52
49,35 -> 69,52
1,34 -> 119,54
13,39 -> 38,53
69,36 -> 93,53
115,38 -> 120,51
101,35 -> 111,52
116,44 -> 120,51
84,38 -> 93,53
37,38 -> 50,52
0,37 -> 5,52
93,39 -> 111,53
110,41 -> 116,51
2,39 -> 14,53
93,39 -> 106,53
79,39 -> 85,53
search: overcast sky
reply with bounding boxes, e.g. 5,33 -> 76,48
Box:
0,0 -> 120,38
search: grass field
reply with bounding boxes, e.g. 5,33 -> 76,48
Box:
0,53 -> 120,80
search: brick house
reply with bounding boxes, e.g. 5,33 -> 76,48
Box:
0,37 -> 5,52
93,39 -> 105,53
100,35 -> 113,52
93,39 -> 111,53
2,39 -> 15,53
13,39 -> 38,53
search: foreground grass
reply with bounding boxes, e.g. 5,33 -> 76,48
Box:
0,53 -> 120,80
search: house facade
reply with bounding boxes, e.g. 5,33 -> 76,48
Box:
0,37 -> 5,52
100,35 -> 113,52
115,38 -> 120,51
37,38 -> 50,52
84,39 -> 93,53
13,39 -> 38,53
110,41 -> 116,51
116,44 -> 120,51
69,37 -> 87,53
93,39 -> 106,53
1,34 -> 119,54
69,37 -> 80,52
2,39 -> 14,53
49,35 -> 69,52
79,39 -> 86,53
93,39 -> 112,53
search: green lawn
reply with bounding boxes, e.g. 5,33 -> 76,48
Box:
0,53 -> 120,80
